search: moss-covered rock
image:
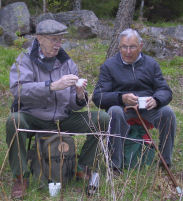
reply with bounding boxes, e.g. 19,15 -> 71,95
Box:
0,2 -> 30,35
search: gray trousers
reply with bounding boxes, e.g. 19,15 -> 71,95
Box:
6,111 -> 109,178
107,105 -> 176,169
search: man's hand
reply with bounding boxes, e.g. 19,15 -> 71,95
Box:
76,79 -> 87,100
50,74 -> 78,91
146,97 -> 157,110
122,93 -> 138,106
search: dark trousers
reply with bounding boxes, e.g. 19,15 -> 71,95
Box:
107,105 -> 176,169
6,111 -> 109,178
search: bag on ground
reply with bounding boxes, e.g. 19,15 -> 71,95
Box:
124,124 -> 155,168
29,133 -> 76,185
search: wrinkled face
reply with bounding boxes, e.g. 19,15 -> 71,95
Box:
36,35 -> 63,57
119,35 -> 143,64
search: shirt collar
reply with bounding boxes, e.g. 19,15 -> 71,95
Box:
38,47 -> 46,59
120,53 -> 142,65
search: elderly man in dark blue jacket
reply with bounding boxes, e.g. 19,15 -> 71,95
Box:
92,28 -> 176,174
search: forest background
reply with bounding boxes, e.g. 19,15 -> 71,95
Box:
0,0 -> 183,201
2,0 -> 183,23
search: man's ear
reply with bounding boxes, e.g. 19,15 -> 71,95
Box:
140,43 -> 143,51
36,35 -> 44,44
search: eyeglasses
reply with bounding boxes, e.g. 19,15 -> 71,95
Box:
44,36 -> 62,43
119,45 -> 138,51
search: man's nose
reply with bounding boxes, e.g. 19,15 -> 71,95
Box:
127,47 -> 131,53
54,41 -> 61,47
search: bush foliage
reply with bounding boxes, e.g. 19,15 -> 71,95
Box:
2,0 -> 183,22
82,0 -> 120,18
135,0 -> 183,22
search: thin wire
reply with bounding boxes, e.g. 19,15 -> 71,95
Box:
17,128 -> 154,144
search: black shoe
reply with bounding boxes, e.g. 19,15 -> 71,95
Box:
113,168 -> 123,178
86,172 -> 99,196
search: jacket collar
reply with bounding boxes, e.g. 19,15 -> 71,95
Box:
120,53 -> 142,65
116,52 -> 144,67
30,39 -> 70,72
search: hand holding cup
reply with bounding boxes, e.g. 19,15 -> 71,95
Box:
75,78 -> 87,87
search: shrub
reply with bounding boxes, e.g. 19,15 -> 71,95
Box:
82,0 -> 120,18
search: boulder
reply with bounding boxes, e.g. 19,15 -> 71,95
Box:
140,26 -> 183,41
139,26 -> 183,58
33,10 -> 101,39
31,13 -> 55,34
0,2 -> 30,35
96,20 -> 114,40
141,34 -> 183,59
54,10 -> 99,39
4,31 -> 18,46
35,12 -> 55,25
162,25 -> 183,41
61,40 -> 79,51
0,25 -> 18,46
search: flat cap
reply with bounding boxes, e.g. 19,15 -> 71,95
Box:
36,19 -> 68,35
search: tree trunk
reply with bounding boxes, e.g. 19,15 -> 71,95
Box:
73,0 -> 81,11
139,0 -> 144,21
107,0 -> 136,58
0,0 -> 1,9
43,0 -> 46,13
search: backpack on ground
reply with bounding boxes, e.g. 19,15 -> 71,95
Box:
28,133 -> 76,185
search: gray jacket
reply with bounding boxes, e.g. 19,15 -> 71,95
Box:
10,41 -> 85,121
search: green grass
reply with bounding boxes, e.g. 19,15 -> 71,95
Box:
159,56 -> 183,76
158,56 -> 183,108
0,40 -> 183,200
0,46 -> 21,91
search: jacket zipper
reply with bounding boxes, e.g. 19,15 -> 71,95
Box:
49,72 -> 57,121
132,64 -> 136,80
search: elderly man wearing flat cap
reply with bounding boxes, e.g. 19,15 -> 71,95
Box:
6,19 -> 109,199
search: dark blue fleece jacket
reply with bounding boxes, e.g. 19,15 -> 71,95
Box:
92,52 -> 172,110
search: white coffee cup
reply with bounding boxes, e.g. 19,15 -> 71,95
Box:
48,182 -> 61,197
87,172 -> 99,196
75,78 -> 86,87
138,97 -> 149,109
88,172 -> 99,187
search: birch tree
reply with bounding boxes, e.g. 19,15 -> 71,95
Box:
73,0 -> 81,11
43,0 -> 46,13
139,0 -> 145,21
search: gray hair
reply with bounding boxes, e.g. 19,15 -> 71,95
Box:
118,28 -> 143,44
